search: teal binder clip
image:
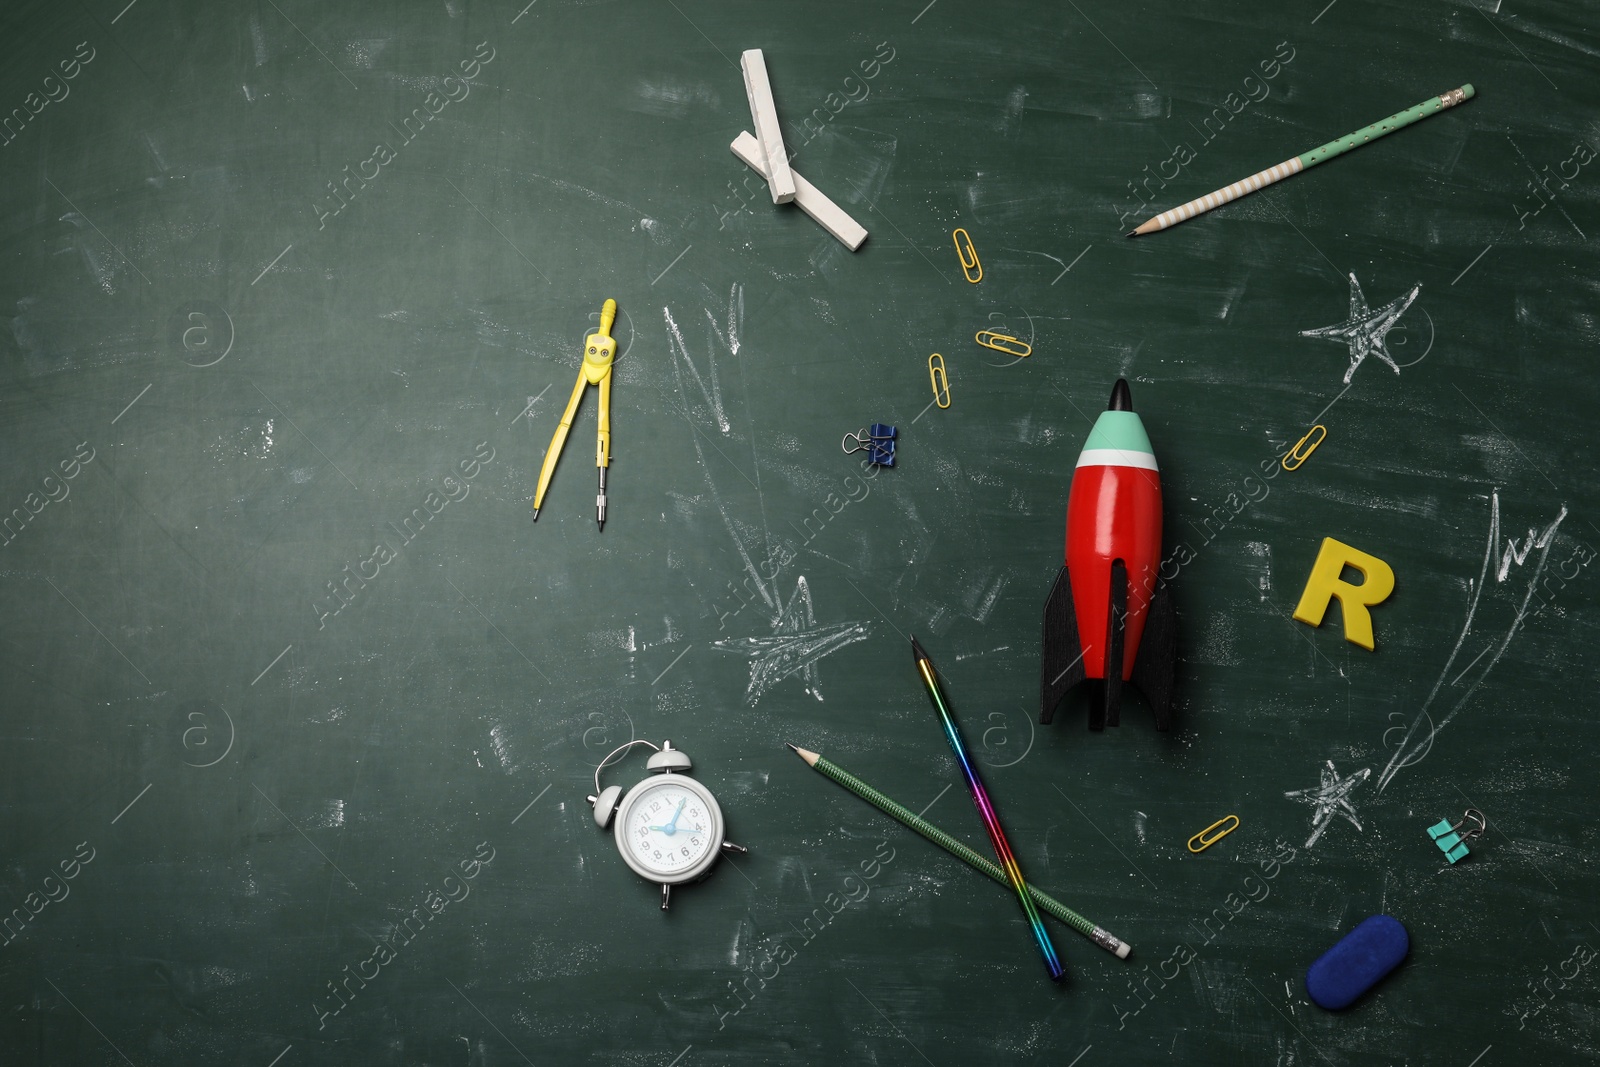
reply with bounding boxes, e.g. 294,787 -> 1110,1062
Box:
1427,808 -> 1486,864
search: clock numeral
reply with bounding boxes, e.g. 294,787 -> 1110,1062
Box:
637,826 -> 648,837
690,836 -> 701,847
681,846 -> 690,856
650,802 -> 661,812
653,850 -> 662,860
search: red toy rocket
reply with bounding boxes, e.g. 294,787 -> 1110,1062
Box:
1040,378 -> 1177,729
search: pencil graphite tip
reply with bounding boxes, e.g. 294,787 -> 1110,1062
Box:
531,508 -> 540,521
908,634 -> 929,662
1125,229 -> 1137,238
786,743 -> 820,766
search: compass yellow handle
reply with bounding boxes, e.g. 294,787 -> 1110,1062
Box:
596,372 -> 612,468
534,370 -> 589,514
582,299 -> 618,384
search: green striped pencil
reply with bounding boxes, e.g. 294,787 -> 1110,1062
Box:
786,743 -> 1132,959
1128,85 -> 1475,236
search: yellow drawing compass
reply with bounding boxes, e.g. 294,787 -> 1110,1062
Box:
533,299 -> 617,530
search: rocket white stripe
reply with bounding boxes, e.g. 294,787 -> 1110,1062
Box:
1076,448 -> 1159,471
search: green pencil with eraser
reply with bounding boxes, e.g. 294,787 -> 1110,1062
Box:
785,742 -> 1132,959
1128,85 -> 1475,236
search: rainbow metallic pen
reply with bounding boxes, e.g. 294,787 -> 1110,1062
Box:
910,636 -> 1065,982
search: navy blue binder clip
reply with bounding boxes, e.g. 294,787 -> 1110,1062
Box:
842,424 -> 897,467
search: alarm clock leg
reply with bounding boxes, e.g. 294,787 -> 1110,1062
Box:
661,884 -> 671,910
721,841 -> 748,854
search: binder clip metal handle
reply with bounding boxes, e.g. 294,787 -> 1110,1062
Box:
1427,808 -> 1486,864
842,424 -> 897,468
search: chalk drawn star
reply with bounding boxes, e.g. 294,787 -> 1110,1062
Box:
1299,273 -> 1421,384
1284,760 -> 1371,849
713,576 -> 870,705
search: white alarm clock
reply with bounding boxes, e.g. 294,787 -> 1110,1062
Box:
588,739 -> 747,909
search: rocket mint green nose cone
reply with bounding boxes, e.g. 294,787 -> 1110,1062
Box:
1083,411 -> 1153,456
1076,411 -> 1158,471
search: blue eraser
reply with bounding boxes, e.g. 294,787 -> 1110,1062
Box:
1305,914 -> 1409,1010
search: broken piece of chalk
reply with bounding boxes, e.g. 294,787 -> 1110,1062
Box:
1305,914 -> 1409,1010
740,49 -> 796,204
729,131 -> 868,251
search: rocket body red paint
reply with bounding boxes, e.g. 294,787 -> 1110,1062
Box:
1065,464 -> 1162,681
1040,378 -> 1177,730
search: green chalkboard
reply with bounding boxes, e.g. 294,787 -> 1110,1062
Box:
2,0 -> 1597,1063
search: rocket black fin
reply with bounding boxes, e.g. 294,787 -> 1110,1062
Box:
1040,566 -> 1085,724
1130,577 -> 1178,730
1100,560 -> 1127,730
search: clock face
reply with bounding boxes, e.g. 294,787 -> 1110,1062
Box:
615,776 -> 723,885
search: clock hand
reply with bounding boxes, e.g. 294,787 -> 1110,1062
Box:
664,798 -> 686,834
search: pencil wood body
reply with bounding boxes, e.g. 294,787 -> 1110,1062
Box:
730,131 -> 868,250
1129,85 -> 1475,236
1132,156 -> 1303,234
740,49 -> 796,204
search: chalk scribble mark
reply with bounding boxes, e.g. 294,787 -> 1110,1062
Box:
1299,273 -> 1421,384
1378,490 -> 1566,792
714,577 -> 869,704
663,285 -> 737,434
1285,760 -> 1370,848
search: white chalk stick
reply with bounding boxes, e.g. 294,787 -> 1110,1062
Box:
730,131 -> 868,251
740,49 -> 796,205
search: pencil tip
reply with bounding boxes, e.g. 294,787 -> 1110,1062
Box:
784,742 -> 799,753
1125,230 -> 1138,238
531,508 -> 539,521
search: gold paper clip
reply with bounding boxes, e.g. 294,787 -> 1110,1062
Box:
928,353 -> 951,409
1187,815 -> 1240,854
952,228 -> 982,284
1281,424 -> 1327,471
975,330 -> 1032,358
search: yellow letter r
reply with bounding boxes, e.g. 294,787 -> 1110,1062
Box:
1292,537 -> 1395,651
